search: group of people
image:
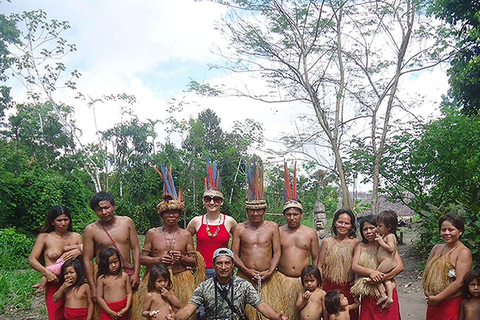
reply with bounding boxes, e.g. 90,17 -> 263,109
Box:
28,160 -> 478,320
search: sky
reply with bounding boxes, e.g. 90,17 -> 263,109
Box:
1,0 -> 450,187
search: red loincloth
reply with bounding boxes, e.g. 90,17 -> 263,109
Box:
359,288 -> 401,320
45,282 -> 64,320
100,297 -> 128,320
325,279 -> 358,320
426,296 -> 462,320
64,306 -> 88,320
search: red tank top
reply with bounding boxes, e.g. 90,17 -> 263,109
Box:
197,214 -> 230,268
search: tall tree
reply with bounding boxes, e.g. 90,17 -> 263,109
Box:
190,0 -> 452,213
0,12 -> 20,116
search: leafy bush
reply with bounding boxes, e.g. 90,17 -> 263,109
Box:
0,269 -> 41,314
0,228 -> 34,270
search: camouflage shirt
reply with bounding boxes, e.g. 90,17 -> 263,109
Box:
189,275 -> 263,320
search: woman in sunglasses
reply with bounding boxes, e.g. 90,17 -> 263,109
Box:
187,157 -> 237,280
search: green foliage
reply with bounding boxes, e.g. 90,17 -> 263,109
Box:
0,269 -> 40,314
0,228 -> 34,270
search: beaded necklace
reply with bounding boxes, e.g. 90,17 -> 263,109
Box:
205,214 -> 222,238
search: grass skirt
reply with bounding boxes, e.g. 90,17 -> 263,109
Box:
237,270 -> 283,320
350,250 -> 380,297
422,254 -> 454,296
276,271 -> 303,320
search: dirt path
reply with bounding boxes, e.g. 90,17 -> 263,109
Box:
396,229 -> 427,319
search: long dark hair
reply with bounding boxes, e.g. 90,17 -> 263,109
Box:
359,215 -> 377,244
97,248 -> 122,278
148,263 -> 172,292
331,209 -> 357,238
325,289 -> 342,314
300,264 -> 322,287
462,269 -> 480,299
40,206 -> 73,233
60,259 -> 87,291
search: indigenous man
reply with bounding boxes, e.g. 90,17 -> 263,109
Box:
83,191 -> 141,319
165,248 -> 287,320
231,162 -> 282,320
139,165 -> 205,319
277,162 -> 318,320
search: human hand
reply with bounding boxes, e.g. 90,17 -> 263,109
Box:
246,268 -> 260,280
426,294 -> 440,306
169,250 -> 182,263
90,287 -> 97,303
277,311 -> 288,320
259,270 -> 273,280
61,248 -> 81,261
161,253 -> 174,265
45,270 -> 59,283
130,273 -> 140,289
303,290 -> 311,300
165,306 -> 175,320
149,309 -> 160,318
369,270 -> 384,283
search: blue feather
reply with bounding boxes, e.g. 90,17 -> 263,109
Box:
213,159 -> 217,186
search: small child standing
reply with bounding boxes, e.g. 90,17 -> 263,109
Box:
325,290 -> 359,320
53,259 -> 93,320
96,248 -> 132,320
375,210 -> 398,308
459,269 -> 480,320
142,263 -> 181,319
296,265 -> 328,320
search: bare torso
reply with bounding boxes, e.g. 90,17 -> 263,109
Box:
144,292 -> 171,320
299,288 -> 326,320
43,232 -> 82,266
98,272 -> 129,302
461,298 -> 480,320
65,283 -> 90,308
278,225 -> 318,277
235,221 -> 278,271
142,227 -> 194,274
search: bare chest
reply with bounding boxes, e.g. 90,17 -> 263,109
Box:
150,231 -> 188,255
241,228 -> 273,246
280,232 -> 310,251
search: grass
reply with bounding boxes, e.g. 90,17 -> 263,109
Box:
0,269 -> 44,315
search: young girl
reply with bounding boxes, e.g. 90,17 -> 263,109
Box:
460,269 -> 480,320
375,210 -> 398,308
142,264 -> 181,319
325,290 -> 360,320
53,259 -> 93,320
295,265 -> 328,320
97,248 -> 132,320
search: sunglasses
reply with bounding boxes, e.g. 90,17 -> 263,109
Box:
203,196 -> 223,203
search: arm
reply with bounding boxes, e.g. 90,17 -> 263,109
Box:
459,300 -> 465,320
231,226 -> 253,276
29,234 -> 58,283
168,304 -> 198,320
310,229 -> 319,266
96,277 -> 116,317
119,273 -> 133,317
61,234 -> 83,261
376,234 -> 396,254
261,223 -> 281,280
85,285 -> 93,320
139,230 -> 163,267
53,281 -> 70,302
295,289 -> 309,311
381,251 -> 404,281
225,215 -> 237,233
178,233 -> 196,267
322,294 -> 328,320
128,218 -> 141,289
142,293 -> 153,318
351,244 -> 384,282
256,302 -> 287,320
347,296 -> 360,311
186,217 -> 199,236
316,238 -> 330,275
82,225 -> 97,301
427,247 -> 472,305
164,288 -> 182,309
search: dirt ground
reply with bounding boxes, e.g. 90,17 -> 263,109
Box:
3,229 -> 428,319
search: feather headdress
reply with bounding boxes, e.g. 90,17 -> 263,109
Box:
283,161 -> 303,212
203,155 -> 224,199
245,161 -> 267,210
151,164 -> 184,214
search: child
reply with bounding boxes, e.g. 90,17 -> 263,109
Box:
33,243 -> 83,293
460,269 -> 480,320
53,259 -> 93,320
325,290 -> 360,320
96,248 -> 132,320
296,265 -> 328,320
142,263 -> 181,319
375,210 -> 398,308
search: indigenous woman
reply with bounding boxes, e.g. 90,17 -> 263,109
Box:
422,214 -> 472,319
187,156 -> 237,279
29,205 -> 83,320
317,209 -> 359,320
351,215 -> 403,320
137,164 -> 206,320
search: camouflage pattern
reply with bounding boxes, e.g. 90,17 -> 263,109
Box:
189,275 -> 263,320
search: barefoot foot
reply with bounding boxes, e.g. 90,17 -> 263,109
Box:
382,298 -> 394,309
376,295 -> 387,306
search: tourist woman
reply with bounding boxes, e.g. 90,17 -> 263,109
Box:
317,208 -> 359,320
186,157 -> 237,278
351,214 -> 403,320
422,214 -> 472,319
29,205 -> 83,320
